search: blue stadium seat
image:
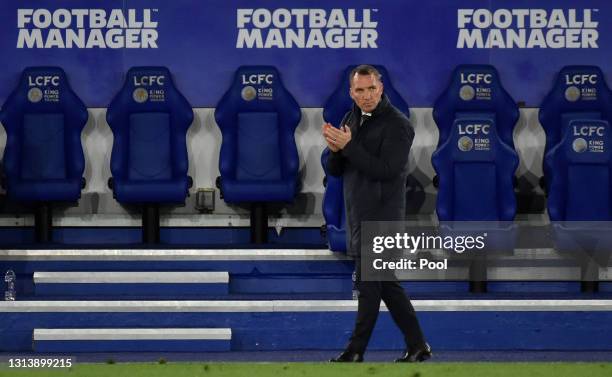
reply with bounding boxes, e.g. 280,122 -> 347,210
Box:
0,67 -> 88,242
1,67 -> 87,202
432,65 -> 519,221
539,66 -> 612,293
215,66 -> 301,243
432,65 -> 519,293
539,66 -> 612,206
539,68 -> 612,293
321,65 -> 409,252
320,149 -> 346,252
106,67 -> 193,242
433,65 -> 518,149
546,119 -> 612,221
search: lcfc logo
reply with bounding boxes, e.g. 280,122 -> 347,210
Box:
458,123 -> 490,135
133,75 -> 165,87
241,86 -> 257,101
565,74 -> 597,85
27,87 -> 43,103
573,124 -> 605,137
458,136 -> 474,151
132,88 -> 148,103
241,74 -> 274,85
460,73 -> 492,84
28,75 -> 60,87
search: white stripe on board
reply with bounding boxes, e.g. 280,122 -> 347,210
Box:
34,328 -> 232,341
2,300 -> 612,313
0,249 -> 350,261
33,271 -> 229,284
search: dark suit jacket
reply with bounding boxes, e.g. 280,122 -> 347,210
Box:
326,94 -> 414,257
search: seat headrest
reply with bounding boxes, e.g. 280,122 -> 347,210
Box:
214,66 -> 301,133
126,67 -> 171,92
553,66 -> 608,105
219,65 -> 298,112
7,66 -> 78,109
20,66 -> 68,97
563,120 -> 612,163
447,65 -> 503,102
433,64 -> 518,148
106,66 -> 194,126
539,65 -> 612,155
122,66 -> 177,107
323,65 -> 409,128
1,66 -> 87,127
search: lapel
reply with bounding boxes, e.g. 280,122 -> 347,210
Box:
350,94 -> 390,137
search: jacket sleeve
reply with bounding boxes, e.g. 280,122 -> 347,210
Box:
325,111 -> 353,177
326,150 -> 345,177
342,117 -> 414,180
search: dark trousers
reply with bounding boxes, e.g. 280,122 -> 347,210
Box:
347,259 -> 426,353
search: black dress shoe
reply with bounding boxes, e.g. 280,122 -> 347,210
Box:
395,343 -> 432,362
329,350 -> 364,362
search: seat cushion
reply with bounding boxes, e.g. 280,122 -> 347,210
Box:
113,177 -> 189,203
8,179 -> 82,202
21,113 -> 66,180
221,179 -> 296,203
236,112 -> 281,181
128,112 -> 172,180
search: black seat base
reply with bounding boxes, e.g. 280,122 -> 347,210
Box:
34,203 -> 53,243
142,204 -> 160,244
251,203 -> 268,244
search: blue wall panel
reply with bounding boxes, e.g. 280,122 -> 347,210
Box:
2,311 -> 612,351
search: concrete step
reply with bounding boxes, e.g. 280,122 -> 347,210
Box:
33,328 -> 231,352
34,271 -> 229,297
2,299 -> 611,352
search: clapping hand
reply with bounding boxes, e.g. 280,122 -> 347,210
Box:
323,123 -> 352,151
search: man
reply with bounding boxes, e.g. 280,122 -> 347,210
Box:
323,65 -> 431,363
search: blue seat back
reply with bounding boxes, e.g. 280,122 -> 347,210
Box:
214,66 -> 301,201
547,119 -> 612,221
320,148 -> 346,252
539,66 -> 612,187
321,150 -> 345,228
106,67 -> 193,185
432,65 -> 519,221
433,65 -> 518,149
539,66 -> 612,158
0,67 -> 87,200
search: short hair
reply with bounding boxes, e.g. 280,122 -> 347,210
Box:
349,64 -> 382,85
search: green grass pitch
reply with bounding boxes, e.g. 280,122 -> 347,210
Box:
1,362 -> 611,377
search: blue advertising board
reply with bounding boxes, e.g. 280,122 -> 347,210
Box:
0,0 -> 610,107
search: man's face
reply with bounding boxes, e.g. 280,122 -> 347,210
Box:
349,73 -> 383,113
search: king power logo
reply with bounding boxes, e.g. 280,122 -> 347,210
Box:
457,8 -> 599,48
